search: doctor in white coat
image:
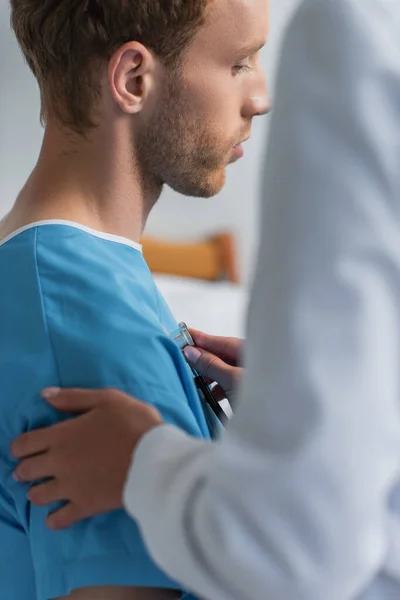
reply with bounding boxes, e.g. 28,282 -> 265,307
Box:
11,0 -> 400,598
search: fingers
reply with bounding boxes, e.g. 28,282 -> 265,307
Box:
184,347 -> 235,391
13,452 -> 54,483
41,387 -> 109,413
189,329 -> 242,363
10,428 -> 51,460
11,389 -> 112,459
28,479 -> 61,507
46,502 -> 83,530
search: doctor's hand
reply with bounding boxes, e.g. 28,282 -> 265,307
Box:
10,388 -> 163,529
185,329 -> 244,402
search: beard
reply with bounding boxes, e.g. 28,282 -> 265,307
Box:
134,72 -> 235,198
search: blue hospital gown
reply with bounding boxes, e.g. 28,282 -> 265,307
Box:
0,220 -> 212,599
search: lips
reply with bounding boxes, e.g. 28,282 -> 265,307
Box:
232,143 -> 244,159
230,135 -> 250,161
235,135 -> 250,149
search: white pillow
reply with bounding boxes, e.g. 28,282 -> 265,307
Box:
154,274 -> 248,339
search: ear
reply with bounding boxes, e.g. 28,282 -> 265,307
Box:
108,42 -> 156,115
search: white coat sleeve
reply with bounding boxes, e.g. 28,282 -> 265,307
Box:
124,1 -> 400,599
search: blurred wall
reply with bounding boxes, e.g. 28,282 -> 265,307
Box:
0,0 -> 300,284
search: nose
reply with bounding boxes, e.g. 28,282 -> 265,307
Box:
242,72 -> 271,119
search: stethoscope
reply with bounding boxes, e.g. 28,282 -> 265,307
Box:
170,322 -> 229,423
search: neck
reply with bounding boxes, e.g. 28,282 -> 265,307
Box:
8,120 -> 162,243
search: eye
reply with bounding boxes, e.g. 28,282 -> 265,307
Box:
232,64 -> 253,75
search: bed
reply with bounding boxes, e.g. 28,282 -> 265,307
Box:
142,233 -> 248,338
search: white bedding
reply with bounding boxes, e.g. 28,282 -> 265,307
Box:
154,274 -> 248,339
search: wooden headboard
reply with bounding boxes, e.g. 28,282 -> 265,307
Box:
141,233 -> 239,283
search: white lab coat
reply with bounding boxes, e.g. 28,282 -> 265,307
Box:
124,0 -> 400,598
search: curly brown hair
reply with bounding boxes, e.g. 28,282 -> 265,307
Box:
10,0 -> 208,133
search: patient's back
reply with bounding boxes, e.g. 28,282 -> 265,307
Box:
0,221 -> 211,599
